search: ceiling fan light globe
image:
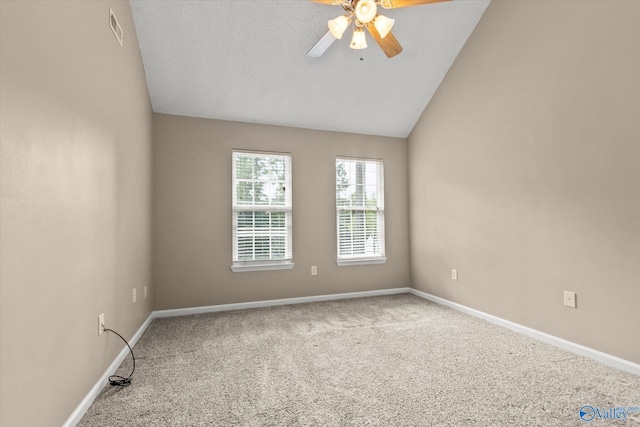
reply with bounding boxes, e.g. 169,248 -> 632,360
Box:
374,15 -> 395,39
328,15 -> 350,39
355,0 -> 377,24
350,28 -> 367,50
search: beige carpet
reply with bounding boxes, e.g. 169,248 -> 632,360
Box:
79,294 -> 640,426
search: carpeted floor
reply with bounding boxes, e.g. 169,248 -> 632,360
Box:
79,294 -> 640,426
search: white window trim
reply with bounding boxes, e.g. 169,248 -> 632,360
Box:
336,257 -> 387,267
231,261 -> 295,273
231,150 -> 293,272
336,157 -> 386,265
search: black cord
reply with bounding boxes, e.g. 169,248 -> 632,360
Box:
104,327 -> 135,387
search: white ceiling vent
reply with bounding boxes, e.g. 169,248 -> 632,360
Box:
109,8 -> 123,46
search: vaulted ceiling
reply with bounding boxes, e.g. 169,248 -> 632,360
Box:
130,0 -> 490,138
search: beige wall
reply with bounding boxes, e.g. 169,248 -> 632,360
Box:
408,0 -> 640,364
0,1 -> 152,425
3,0 -> 637,424
153,114 -> 409,310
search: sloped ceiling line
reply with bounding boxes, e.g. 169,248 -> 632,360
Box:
130,0 -> 490,138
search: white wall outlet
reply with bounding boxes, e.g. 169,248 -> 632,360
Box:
98,313 -> 105,335
109,8 -> 123,46
133,288 -> 137,303
311,266 -> 317,276
451,269 -> 458,281
144,286 -> 148,299
563,291 -> 576,308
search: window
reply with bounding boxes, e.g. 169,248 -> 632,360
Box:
336,158 -> 386,265
232,151 -> 293,272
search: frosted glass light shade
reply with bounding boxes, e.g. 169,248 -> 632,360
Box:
350,28 -> 367,50
355,0 -> 377,24
374,15 -> 395,38
328,15 -> 350,39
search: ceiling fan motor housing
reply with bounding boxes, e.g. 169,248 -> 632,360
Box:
354,0 -> 377,24
311,0 -> 453,58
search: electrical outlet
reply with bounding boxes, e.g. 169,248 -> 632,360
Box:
133,288 -> 136,303
564,291 -> 576,308
311,266 -> 317,276
109,8 -> 123,46
144,286 -> 148,299
98,313 -> 105,335
452,269 -> 458,281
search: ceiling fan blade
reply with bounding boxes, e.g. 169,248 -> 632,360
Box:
307,30 -> 337,57
366,25 -> 403,58
380,0 -> 451,9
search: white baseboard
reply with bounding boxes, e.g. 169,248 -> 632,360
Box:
153,287 -> 412,318
65,286 -> 638,425
62,313 -> 155,427
408,288 -> 640,377
63,288 -> 408,426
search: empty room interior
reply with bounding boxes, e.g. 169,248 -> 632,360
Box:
1,0 -> 639,426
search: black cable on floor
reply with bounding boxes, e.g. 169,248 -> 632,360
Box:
104,328 -> 135,387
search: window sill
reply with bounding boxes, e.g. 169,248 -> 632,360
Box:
230,262 -> 295,273
336,257 -> 387,266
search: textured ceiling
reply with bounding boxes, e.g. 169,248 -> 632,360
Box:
130,0 -> 490,138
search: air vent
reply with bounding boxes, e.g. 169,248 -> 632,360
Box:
109,8 -> 123,46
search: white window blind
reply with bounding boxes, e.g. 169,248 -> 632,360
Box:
336,158 -> 386,265
232,151 -> 292,271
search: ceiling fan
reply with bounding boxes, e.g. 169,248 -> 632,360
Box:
307,0 -> 451,58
